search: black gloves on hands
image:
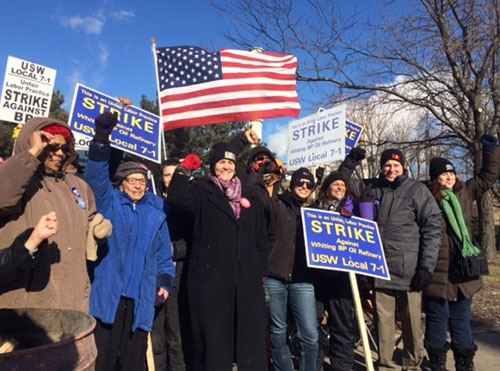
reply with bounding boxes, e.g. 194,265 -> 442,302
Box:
481,134 -> 498,148
410,269 -> 433,291
94,112 -> 119,144
348,147 -> 366,162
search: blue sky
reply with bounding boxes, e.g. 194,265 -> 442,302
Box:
0,0 -> 379,158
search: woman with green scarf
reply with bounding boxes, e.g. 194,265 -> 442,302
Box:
423,134 -> 500,371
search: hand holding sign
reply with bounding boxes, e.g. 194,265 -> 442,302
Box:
245,129 -> 260,144
94,112 -> 119,144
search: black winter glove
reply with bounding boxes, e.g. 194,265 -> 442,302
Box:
94,112 -> 119,144
348,147 -> 366,162
410,269 -> 433,291
315,167 -> 325,184
481,134 -> 498,148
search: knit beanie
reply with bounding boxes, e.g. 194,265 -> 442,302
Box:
429,157 -> 456,180
380,148 -> 405,168
320,171 -> 348,195
42,124 -> 72,143
290,167 -> 315,189
114,161 -> 149,184
210,142 -> 236,173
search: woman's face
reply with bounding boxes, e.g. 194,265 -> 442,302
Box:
438,171 -> 456,189
293,179 -> 313,200
43,134 -> 68,172
328,180 -> 346,200
215,159 -> 235,182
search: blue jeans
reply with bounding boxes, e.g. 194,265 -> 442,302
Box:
424,293 -> 474,350
265,277 -> 318,371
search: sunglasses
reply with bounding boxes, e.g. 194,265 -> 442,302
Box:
296,179 -> 314,190
46,144 -> 70,153
254,155 -> 270,162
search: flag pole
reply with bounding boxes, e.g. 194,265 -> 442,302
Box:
248,47 -> 264,145
151,37 -> 167,161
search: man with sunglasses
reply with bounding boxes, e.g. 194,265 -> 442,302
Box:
264,167 -> 319,371
0,118 -> 97,313
84,110 -> 175,371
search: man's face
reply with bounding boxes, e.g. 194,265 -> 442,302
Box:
382,160 -> 403,182
293,179 -> 313,200
438,171 -> 456,190
162,165 -> 177,189
214,159 -> 236,182
120,173 -> 147,202
43,134 -> 68,172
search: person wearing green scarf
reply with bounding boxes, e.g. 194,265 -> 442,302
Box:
423,134 -> 500,371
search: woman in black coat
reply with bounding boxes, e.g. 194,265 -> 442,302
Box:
167,142 -> 268,371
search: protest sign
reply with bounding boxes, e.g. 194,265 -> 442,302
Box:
345,120 -> 363,155
301,207 -> 390,280
287,105 -> 346,170
0,56 -> 56,123
69,84 -> 161,163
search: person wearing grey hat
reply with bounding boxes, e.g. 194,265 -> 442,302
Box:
423,135 -> 500,371
84,109 -> 175,371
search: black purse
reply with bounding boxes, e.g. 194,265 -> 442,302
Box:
451,232 -> 489,280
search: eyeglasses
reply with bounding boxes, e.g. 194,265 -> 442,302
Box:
47,144 -> 70,153
124,177 -> 147,186
297,179 -> 314,190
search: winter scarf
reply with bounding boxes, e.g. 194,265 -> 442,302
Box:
209,174 -> 242,219
441,189 -> 481,258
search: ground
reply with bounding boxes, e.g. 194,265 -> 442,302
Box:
471,259 -> 500,327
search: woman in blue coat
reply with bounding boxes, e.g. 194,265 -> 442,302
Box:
84,111 -> 175,371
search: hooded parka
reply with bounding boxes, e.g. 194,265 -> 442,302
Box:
423,143 -> 500,300
0,118 -> 96,312
167,170 -> 268,371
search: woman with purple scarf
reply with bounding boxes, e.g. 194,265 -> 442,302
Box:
167,142 -> 268,371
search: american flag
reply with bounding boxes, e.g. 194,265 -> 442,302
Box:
155,46 -> 300,130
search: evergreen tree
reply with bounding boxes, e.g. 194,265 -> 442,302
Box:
139,94 -> 248,172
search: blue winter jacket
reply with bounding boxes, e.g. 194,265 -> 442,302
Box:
85,142 -> 175,332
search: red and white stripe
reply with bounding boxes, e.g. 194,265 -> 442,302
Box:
159,49 -> 300,130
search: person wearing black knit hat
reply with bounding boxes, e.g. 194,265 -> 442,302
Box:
263,166 -> 320,371
167,137 -> 268,370
346,147 -> 442,371
429,157 -> 456,181
423,135 -> 500,371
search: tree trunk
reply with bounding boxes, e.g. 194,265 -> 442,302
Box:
478,190 -> 497,263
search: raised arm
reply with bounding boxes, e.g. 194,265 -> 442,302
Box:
465,134 -> 500,200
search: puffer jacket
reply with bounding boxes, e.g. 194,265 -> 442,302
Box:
85,142 -> 175,332
350,174 -> 442,290
424,142 -> 500,300
0,117 -> 96,312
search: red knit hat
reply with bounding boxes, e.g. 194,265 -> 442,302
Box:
42,125 -> 72,143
